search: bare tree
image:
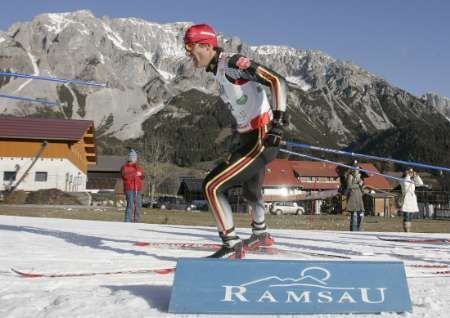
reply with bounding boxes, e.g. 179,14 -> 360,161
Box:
142,134 -> 170,203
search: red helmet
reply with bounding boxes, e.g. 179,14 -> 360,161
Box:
184,24 -> 218,47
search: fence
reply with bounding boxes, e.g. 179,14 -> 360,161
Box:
414,190 -> 450,220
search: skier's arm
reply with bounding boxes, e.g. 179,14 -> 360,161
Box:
227,54 -> 287,115
227,54 -> 288,147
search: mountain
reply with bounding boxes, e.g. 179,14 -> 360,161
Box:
1,10 -> 449,168
421,92 -> 450,121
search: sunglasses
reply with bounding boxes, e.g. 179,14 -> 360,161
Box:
185,43 -> 195,53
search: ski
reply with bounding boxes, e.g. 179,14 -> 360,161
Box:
11,267 -> 176,278
408,270 -> 450,278
134,241 -> 351,259
432,270 -> 450,275
134,241 -> 221,250
407,264 -> 448,269
11,250 -> 244,279
377,236 -> 449,244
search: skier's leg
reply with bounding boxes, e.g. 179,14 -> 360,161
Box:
202,162 -> 240,244
244,168 -> 266,231
203,127 -> 270,257
242,169 -> 274,248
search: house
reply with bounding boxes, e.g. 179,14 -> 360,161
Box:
0,116 -> 96,192
262,159 -> 393,214
86,155 -> 126,193
177,177 -> 204,202
263,159 -> 304,201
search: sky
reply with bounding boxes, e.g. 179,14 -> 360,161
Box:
0,0 -> 449,98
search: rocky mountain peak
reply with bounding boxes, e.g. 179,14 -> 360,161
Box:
0,10 -> 448,150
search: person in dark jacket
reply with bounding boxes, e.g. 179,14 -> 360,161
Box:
121,149 -> 145,222
345,160 -> 368,231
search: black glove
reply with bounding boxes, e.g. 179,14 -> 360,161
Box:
264,111 -> 287,147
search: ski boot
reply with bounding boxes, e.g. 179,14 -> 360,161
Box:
207,240 -> 245,259
243,232 -> 274,251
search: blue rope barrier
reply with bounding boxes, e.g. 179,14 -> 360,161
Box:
284,141 -> 450,173
0,93 -> 59,107
280,148 -> 415,184
0,71 -> 107,88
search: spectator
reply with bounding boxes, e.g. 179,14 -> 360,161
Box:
345,161 -> 368,231
400,168 -> 423,232
121,149 -> 145,222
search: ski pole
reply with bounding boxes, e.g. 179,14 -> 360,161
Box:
283,141 -> 450,173
0,93 -> 59,106
0,71 -> 107,87
133,177 -> 137,223
279,148 -> 415,184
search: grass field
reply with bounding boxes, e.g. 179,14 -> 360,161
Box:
1,204 -> 449,233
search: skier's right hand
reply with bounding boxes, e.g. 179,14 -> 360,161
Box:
264,122 -> 284,147
264,110 -> 286,147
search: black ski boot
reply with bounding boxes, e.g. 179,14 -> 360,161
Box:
207,239 -> 245,259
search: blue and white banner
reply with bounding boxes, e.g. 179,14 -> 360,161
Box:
169,259 -> 412,314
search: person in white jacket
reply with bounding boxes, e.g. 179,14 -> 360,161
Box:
400,169 -> 423,232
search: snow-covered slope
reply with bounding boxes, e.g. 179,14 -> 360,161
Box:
0,215 -> 449,317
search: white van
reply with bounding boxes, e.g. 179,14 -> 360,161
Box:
269,201 -> 305,215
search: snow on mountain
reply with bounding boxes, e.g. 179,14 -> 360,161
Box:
0,215 -> 449,317
0,10 -> 447,145
421,92 -> 450,121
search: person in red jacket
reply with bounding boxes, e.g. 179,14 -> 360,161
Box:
121,149 -> 145,222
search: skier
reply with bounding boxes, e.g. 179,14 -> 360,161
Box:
121,149 -> 145,223
183,24 -> 288,258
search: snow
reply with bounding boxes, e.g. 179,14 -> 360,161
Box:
157,69 -> 175,81
250,45 -> 307,58
102,22 -> 129,51
0,36 -> 5,44
286,76 -> 312,91
0,215 -> 449,318
45,13 -> 74,34
12,51 -> 39,94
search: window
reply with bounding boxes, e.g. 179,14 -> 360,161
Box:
3,171 -> 16,181
35,172 -> 48,182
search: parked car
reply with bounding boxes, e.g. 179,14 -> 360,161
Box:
190,200 -> 209,211
154,195 -> 195,211
142,197 -> 157,208
269,201 -> 305,215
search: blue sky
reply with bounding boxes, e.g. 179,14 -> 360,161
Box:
1,0 -> 449,98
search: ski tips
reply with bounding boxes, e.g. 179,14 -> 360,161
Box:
134,242 -> 150,246
11,268 -> 43,278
